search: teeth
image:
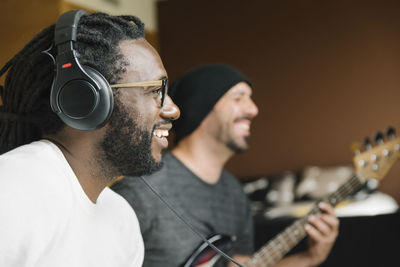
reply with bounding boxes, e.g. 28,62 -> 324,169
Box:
238,124 -> 250,130
153,129 -> 169,137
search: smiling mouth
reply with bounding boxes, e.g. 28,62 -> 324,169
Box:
152,128 -> 170,149
235,118 -> 252,130
153,129 -> 169,138
236,123 -> 250,131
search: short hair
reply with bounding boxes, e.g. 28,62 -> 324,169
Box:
0,12 -> 145,154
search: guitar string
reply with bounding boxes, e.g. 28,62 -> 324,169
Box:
254,174 -> 366,267
139,176 -> 244,267
255,177 -> 350,260
250,174 -> 364,265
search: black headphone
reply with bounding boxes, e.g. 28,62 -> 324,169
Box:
50,10 -> 114,130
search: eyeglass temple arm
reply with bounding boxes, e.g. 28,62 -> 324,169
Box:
110,80 -> 163,88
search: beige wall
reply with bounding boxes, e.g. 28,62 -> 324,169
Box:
157,0 -> 400,203
64,0 -> 158,32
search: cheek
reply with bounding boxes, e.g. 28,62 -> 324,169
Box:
119,94 -> 157,131
140,107 -> 160,132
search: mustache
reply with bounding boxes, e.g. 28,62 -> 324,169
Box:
234,116 -> 253,122
152,120 -> 173,132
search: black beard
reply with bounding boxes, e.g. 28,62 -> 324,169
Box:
101,98 -> 163,177
227,136 -> 250,154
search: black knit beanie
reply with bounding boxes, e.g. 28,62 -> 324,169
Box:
170,63 -> 252,144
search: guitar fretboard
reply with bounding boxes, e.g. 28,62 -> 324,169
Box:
245,174 -> 365,267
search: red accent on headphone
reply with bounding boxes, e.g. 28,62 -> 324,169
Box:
62,63 -> 72,69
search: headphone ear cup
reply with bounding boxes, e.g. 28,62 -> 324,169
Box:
82,66 -> 114,129
55,66 -> 114,130
58,79 -> 99,119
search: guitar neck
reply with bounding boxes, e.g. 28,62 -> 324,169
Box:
245,174 -> 365,267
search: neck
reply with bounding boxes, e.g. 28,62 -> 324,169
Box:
45,130 -> 112,203
172,132 -> 234,184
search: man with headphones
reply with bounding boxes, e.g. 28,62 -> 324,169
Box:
0,10 -> 179,266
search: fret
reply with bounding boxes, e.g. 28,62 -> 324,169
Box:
326,175 -> 363,207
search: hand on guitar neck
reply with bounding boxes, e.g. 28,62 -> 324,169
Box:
273,202 -> 338,267
304,203 -> 339,266
225,202 -> 339,267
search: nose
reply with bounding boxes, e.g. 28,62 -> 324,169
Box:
161,95 -> 180,120
245,97 -> 259,118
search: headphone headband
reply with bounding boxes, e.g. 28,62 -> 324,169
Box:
55,10 -> 88,46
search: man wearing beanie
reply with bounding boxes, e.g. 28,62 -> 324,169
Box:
111,64 -> 339,267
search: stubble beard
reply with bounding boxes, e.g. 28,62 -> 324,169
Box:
101,98 -> 163,177
227,135 -> 250,153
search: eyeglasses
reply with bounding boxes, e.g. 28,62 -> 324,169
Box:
110,78 -> 168,107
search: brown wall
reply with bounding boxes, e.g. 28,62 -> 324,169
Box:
0,0 -> 60,81
158,0 -> 400,202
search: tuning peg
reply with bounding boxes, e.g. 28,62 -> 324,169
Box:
350,142 -> 361,155
364,137 -> 372,150
386,127 -> 396,139
374,132 -> 384,144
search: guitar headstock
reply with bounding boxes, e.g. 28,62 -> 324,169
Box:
353,127 -> 400,182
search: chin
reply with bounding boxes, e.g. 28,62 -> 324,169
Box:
227,140 -> 249,153
151,150 -> 162,163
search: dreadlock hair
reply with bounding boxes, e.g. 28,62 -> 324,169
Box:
0,12 -> 145,154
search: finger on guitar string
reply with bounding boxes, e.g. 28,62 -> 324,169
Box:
318,202 -> 335,214
307,215 -> 332,237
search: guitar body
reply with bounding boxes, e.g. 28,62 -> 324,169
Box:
183,234 -> 233,267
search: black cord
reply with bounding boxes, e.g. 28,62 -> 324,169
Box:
139,176 -> 244,267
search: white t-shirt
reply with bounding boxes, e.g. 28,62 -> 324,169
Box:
0,140 -> 144,267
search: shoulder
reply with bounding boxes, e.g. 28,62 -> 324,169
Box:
99,188 -> 141,224
0,140 -> 55,174
221,169 -> 245,191
0,142 -> 76,250
0,140 -> 66,179
110,173 -> 165,218
219,169 -> 251,208
0,140 -> 72,203
0,140 -> 75,228
95,188 -> 145,261
111,153 -> 175,201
